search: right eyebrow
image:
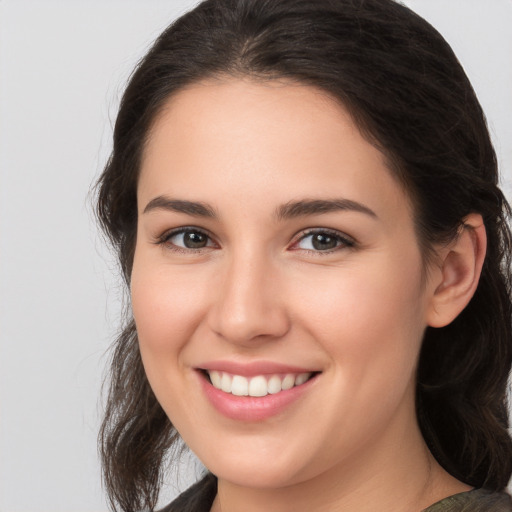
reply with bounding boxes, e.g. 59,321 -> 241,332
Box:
143,196 -> 217,218
275,198 -> 377,220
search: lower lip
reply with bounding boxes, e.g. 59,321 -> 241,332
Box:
199,372 -> 318,422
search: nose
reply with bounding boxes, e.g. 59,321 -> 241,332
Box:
207,250 -> 290,346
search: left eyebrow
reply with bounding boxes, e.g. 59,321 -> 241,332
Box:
275,198 -> 377,220
143,197 -> 217,217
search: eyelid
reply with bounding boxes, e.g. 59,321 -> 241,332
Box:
155,226 -> 218,252
289,227 -> 356,253
153,225 -> 355,254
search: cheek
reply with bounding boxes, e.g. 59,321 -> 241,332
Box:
287,255 -> 427,455
293,252 -> 427,374
130,257 -> 208,362
130,258 -> 211,424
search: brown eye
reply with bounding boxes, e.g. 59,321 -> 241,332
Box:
311,233 -> 338,250
294,230 -> 354,252
182,231 -> 208,248
162,228 -> 214,250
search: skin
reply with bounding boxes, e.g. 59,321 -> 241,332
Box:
131,79 -> 485,511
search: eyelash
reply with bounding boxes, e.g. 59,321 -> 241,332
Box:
290,228 -> 355,254
155,227 -> 216,254
155,227 -> 356,255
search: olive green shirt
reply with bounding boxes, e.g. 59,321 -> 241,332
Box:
163,474 -> 512,511
424,488 -> 512,511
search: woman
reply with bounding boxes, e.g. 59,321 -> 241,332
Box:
96,0 -> 512,510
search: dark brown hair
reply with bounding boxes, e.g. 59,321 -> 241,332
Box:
96,0 -> 512,510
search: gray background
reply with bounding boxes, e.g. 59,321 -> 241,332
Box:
1,1 -> 511,510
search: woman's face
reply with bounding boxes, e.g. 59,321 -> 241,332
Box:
132,79 -> 438,489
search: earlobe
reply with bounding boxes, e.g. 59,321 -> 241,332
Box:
426,214 -> 487,328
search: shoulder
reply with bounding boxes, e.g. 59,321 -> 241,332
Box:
424,488 -> 512,512
159,473 -> 217,512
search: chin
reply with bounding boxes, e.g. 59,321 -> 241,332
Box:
193,436 -> 318,490
209,459 -> 307,489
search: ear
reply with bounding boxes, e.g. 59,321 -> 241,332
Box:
426,213 -> 487,328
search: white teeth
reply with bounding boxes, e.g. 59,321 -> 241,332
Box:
221,373 -> 232,393
231,375 -> 249,396
249,375 -> 268,397
267,375 -> 282,394
295,373 -> 309,386
207,371 -> 312,397
209,370 -> 222,389
281,374 -> 295,390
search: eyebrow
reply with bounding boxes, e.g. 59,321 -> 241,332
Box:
275,198 -> 377,220
143,196 -> 377,220
143,197 -> 217,217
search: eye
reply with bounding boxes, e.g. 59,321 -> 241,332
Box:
158,227 -> 216,251
292,229 -> 354,252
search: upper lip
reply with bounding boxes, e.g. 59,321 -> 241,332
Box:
197,360 -> 319,377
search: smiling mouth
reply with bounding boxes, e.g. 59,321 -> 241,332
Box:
202,370 -> 318,397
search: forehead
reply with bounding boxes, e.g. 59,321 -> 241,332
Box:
143,78 -> 360,170
138,78 -> 411,221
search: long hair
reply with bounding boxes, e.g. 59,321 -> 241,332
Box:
96,0 -> 512,510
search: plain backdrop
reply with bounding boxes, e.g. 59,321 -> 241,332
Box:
0,1 -> 511,511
